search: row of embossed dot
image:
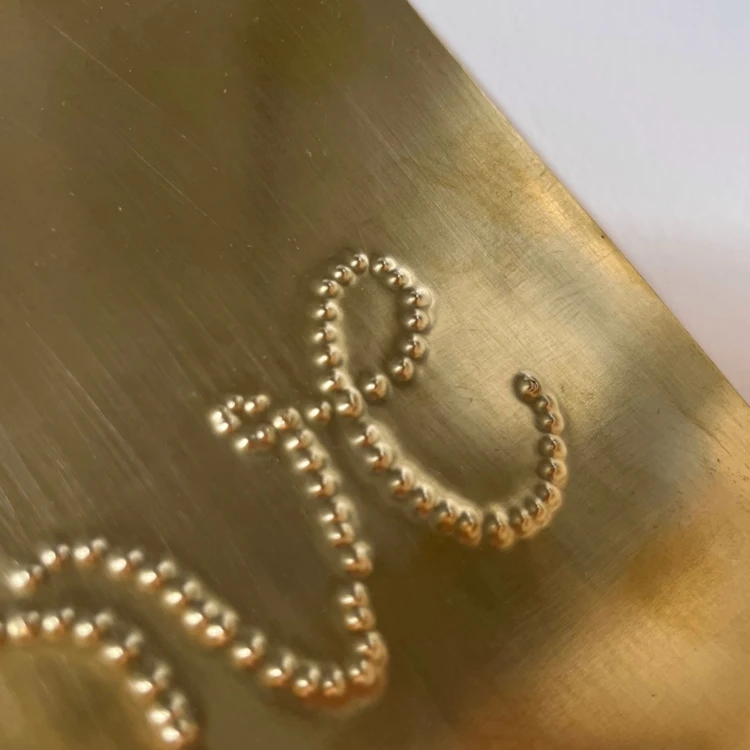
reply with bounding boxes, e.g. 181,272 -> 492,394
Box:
310,251 -> 434,403
7,533 -> 388,708
0,605 -> 197,748
333,372 -> 567,548
309,251 -> 568,549
210,395 -> 374,580
208,395 -> 388,700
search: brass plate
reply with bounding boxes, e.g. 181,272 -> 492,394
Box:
1,0 -> 749,748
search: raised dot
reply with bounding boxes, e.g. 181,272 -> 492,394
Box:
348,252 -> 369,275
352,423 -> 380,448
404,309 -> 431,333
484,507 -> 515,549
295,448 -> 327,474
137,567 -> 164,592
201,599 -> 222,619
340,542 -> 373,578
433,498 -> 460,533
334,388 -> 364,419
387,268 -> 412,290
232,434 -> 252,453
162,587 -> 189,611
6,612 -> 40,643
106,548 -> 145,580
271,408 -> 302,432
232,425 -> 276,453
146,702 -> 174,728
354,631 -> 389,665
389,465 -> 415,496
536,482 -> 563,511
371,256 -> 396,276
312,300 -> 340,322
252,424 -> 276,449
308,471 -> 338,499
455,507 -> 482,547
365,442 -> 395,473
400,334 -> 429,361
291,663 -> 322,699
6,567 -> 41,597
39,543 -> 71,572
243,393 -> 271,416
513,372 -> 542,402
306,401 -> 332,425
390,357 -> 415,383
73,617 -> 101,646
343,607 -> 376,633
403,286 -> 433,308
128,675 -> 158,702
125,630 -> 145,656
332,264 -> 355,285
168,690 -> 195,720
152,662 -> 174,690
182,579 -> 204,601
319,498 -> 354,525
41,611 -> 69,639
160,719 -> 199,749
209,408 -> 239,436
362,374 -> 390,402
137,559 -> 179,592
536,409 -> 565,435
285,428 -> 314,452
347,658 -> 379,688
316,279 -> 342,299
524,495 -> 549,526
156,557 -> 180,581
320,665 -> 347,698
315,344 -> 343,369
320,369 -> 347,394
230,630 -> 267,670
538,434 -> 567,458
324,522 -> 356,548
312,323 -> 338,345
537,458 -> 568,487
411,483 -> 436,517
181,607 -> 208,637
201,610 -> 239,649
223,394 -> 245,413
509,505 -> 535,538
532,394 -> 557,414
102,630 -> 144,667
262,649 -> 297,689
128,663 -> 172,702
339,582 -> 371,609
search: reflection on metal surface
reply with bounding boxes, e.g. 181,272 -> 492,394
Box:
0,0 -> 749,748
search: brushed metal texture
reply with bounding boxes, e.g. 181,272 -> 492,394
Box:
0,0 -> 749,748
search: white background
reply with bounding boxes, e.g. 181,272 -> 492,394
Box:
409,0 -> 750,402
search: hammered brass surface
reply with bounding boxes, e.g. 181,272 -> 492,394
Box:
1,0 -> 749,748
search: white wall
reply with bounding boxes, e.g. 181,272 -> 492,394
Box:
410,0 -> 750,402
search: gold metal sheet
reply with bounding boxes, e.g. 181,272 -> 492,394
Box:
0,0 -> 749,748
